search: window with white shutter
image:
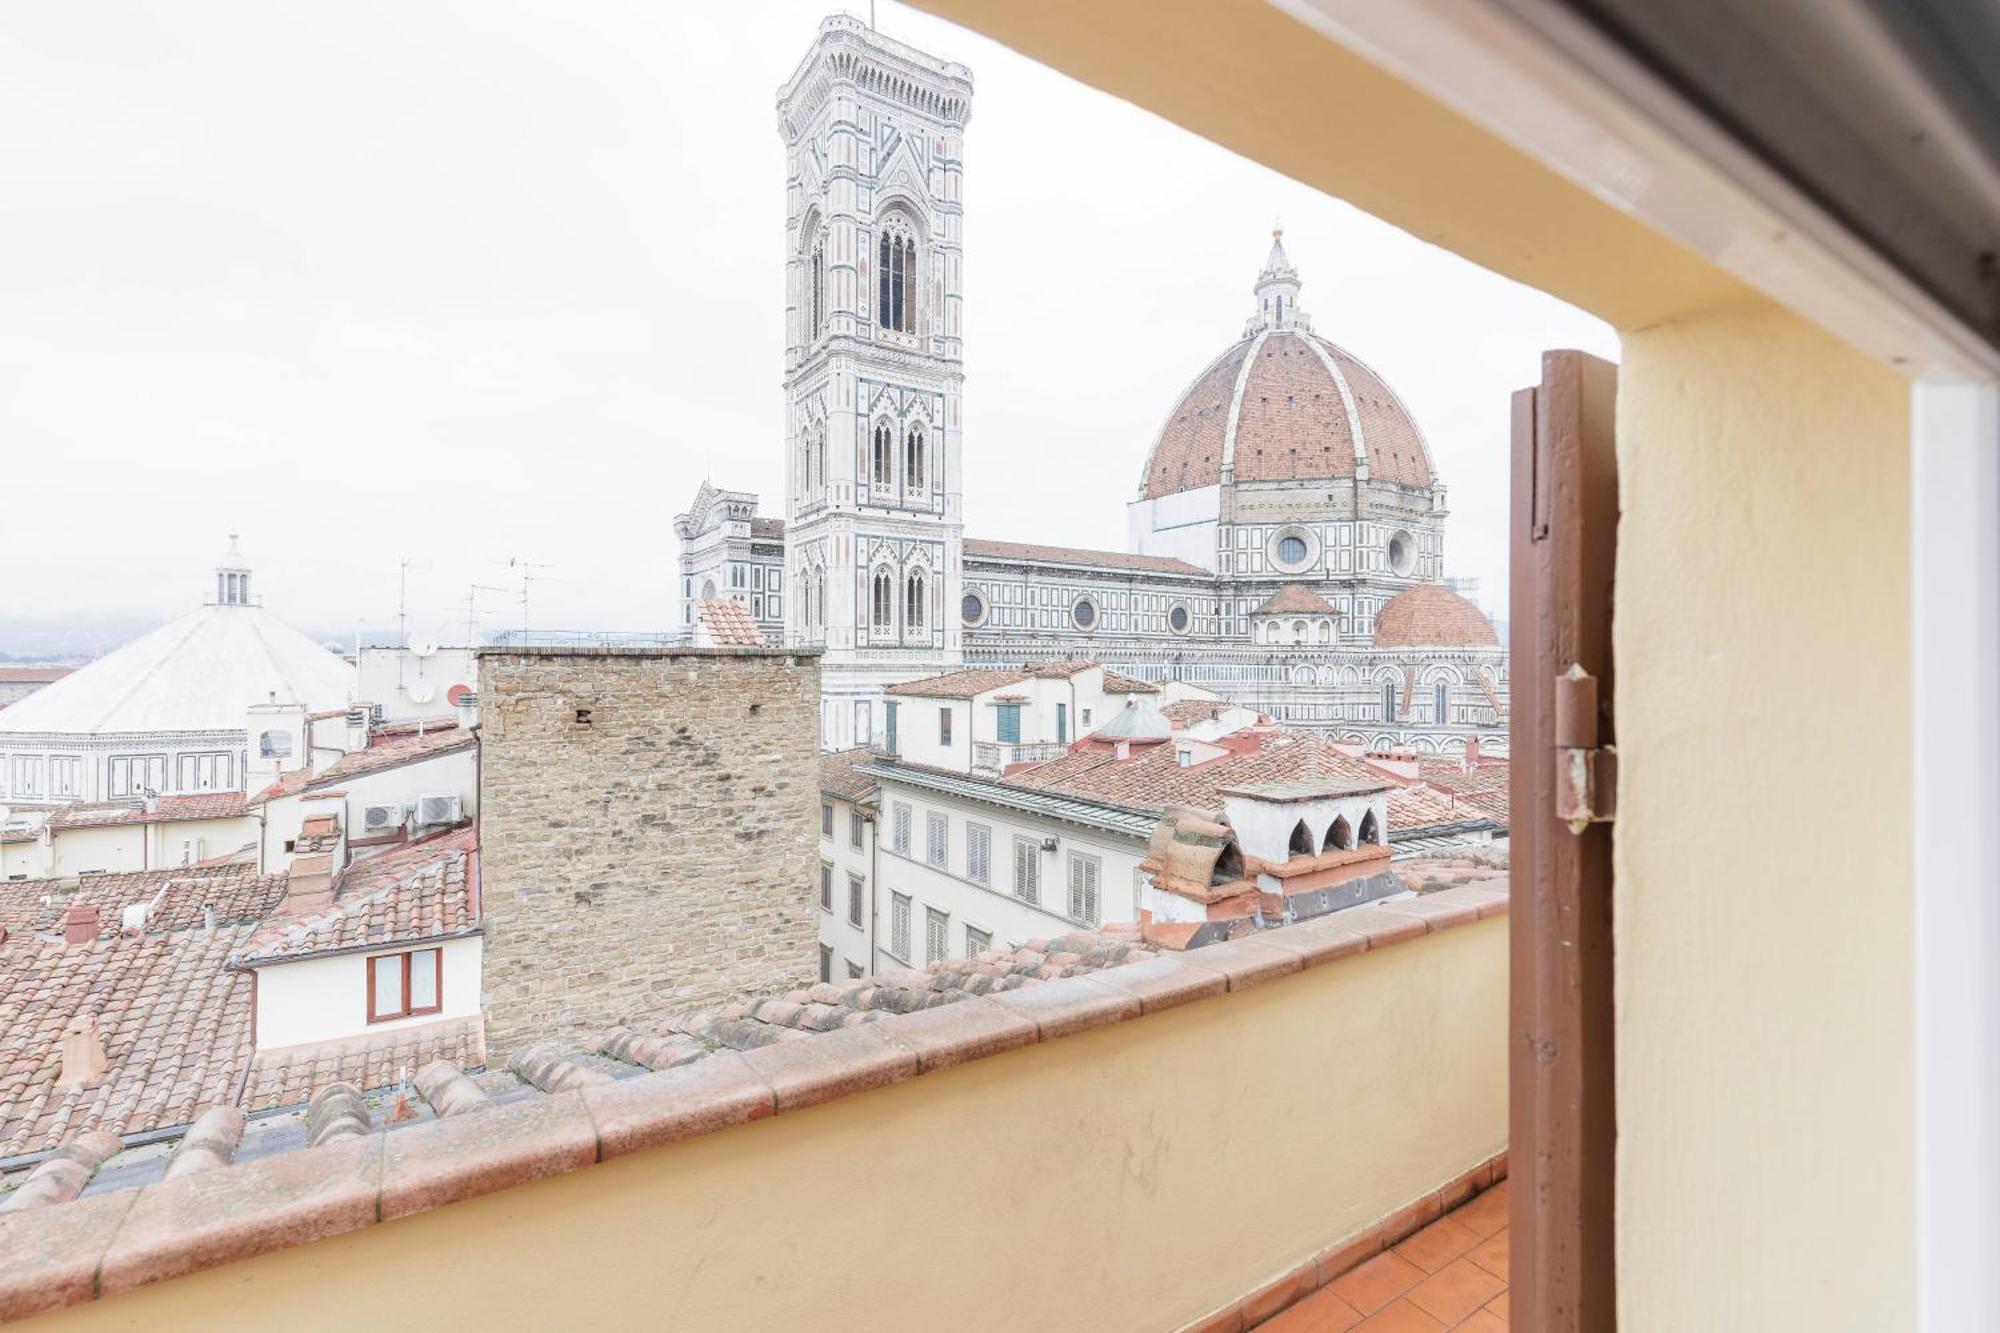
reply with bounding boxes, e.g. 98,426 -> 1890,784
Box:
1068,852 -> 1101,925
1012,837 -> 1040,904
891,893 -> 912,960
926,811 -> 947,868
967,823 -> 991,885
966,925 -> 992,957
926,908 -> 949,964
892,802 -> 911,855
820,862 -> 832,911
847,874 -> 864,928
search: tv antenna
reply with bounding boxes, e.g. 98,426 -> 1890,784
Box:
507,557 -> 560,634
459,583 -> 508,646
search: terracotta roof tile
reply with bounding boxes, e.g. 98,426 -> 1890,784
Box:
302,724 -> 474,789
45,794 -> 250,831
1099,671 -> 1159,694
963,538 -> 1209,577
234,829 -> 477,965
1371,585 -> 1499,648
239,1016 -> 486,1114
818,748 -> 883,803
695,598 -> 766,647
1253,584 -> 1339,616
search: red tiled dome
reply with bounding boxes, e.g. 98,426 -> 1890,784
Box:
1139,331 -> 1433,501
1371,584 -> 1499,648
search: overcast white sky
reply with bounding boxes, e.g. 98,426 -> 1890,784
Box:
0,1 -> 1615,648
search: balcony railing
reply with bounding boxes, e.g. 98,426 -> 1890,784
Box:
972,740 -> 1068,773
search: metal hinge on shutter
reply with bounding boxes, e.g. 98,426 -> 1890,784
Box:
1554,664 -> 1617,832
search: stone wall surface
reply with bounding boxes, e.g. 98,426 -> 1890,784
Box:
477,648 -> 822,1056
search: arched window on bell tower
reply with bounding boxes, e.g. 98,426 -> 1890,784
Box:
905,567 -> 927,634
877,214 -> 917,336
905,424 -> 926,492
871,568 -> 894,632
872,421 -> 894,490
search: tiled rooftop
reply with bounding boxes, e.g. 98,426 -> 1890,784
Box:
1253,584 -> 1340,617
0,880 -> 1507,1322
0,837 -> 474,1161
696,596 -> 766,646
963,537 -> 1211,577
885,659 -> 1105,699
1370,585 -> 1500,649
44,793 -> 250,830
818,746 -> 883,803
232,827 -> 478,965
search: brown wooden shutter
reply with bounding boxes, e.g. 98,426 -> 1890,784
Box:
1510,350 -> 1619,1331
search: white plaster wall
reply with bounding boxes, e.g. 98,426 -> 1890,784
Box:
1127,486 -> 1221,569
817,793 -> 875,977
889,698 -> 968,771
357,648 -> 479,722
252,934 -> 482,1050
874,776 -> 1146,967
48,823 -> 144,877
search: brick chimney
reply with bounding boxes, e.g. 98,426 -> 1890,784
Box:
1463,735 -> 1482,772
56,1016 -> 108,1090
61,904 -> 100,946
242,853 -> 338,956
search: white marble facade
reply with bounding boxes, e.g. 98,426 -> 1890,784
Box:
679,15 -> 1508,756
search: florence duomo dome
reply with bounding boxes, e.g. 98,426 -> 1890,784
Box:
682,10 -> 1503,754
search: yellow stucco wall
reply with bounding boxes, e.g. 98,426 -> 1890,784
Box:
1615,301 -> 1913,1329
903,3 -> 1919,1327
25,919 -> 1506,1333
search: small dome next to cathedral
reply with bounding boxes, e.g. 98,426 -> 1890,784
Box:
1371,584 -> 1499,649
1138,237 -> 1436,501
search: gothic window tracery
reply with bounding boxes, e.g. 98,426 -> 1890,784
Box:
872,421 -> 894,488
871,568 -> 894,631
877,215 -> 917,336
905,424 -> 926,491
905,567 -> 928,633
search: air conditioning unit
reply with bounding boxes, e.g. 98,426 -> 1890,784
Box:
362,802 -> 409,834
416,794 -> 461,827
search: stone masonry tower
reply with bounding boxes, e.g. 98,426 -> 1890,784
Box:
777,15 -> 971,749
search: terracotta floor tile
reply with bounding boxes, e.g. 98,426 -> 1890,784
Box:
1349,1298 -> 1447,1332
1454,1310 -> 1507,1332
1402,1257 -> 1506,1327
1328,1251 -> 1427,1315
1392,1216 -> 1480,1273
1255,1285 -> 1365,1333
1451,1184 -> 1509,1239
1465,1228 -> 1508,1280
1483,1292 -> 1509,1322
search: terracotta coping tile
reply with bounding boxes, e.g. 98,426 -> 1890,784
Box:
1379,1192 -> 1444,1247
983,973 -> 1142,1041
1273,912 -> 1376,968
377,1092 -> 597,1223
581,1051 -> 775,1160
1374,893 -> 1481,935
1182,1302 -> 1246,1333
1314,1224 -> 1386,1285
871,996 -> 1038,1072
98,1132 -> 383,1297
1329,905 -> 1429,951
1190,935 -> 1305,991
1240,1257 -> 1321,1325
1088,953 -> 1229,1014
737,1023 -> 918,1113
0,1188 -> 137,1322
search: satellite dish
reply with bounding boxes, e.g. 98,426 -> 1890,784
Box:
410,638 -> 439,659
407,680 -> 437,705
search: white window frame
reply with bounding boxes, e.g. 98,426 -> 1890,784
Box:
926,811 -> 947,869
1012,836 -> 1040,905
890,892 -> 912,961
1067,851 -> 1101,926
891,802 -> 912,855
966,822 -> 991,886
